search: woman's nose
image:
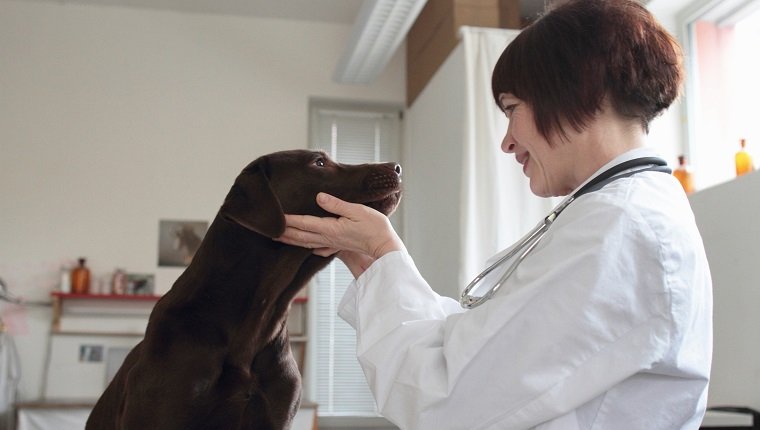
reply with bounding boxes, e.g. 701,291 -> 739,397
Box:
501,132 -> 516,153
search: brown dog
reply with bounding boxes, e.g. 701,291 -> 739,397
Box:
86,150 -> 402,430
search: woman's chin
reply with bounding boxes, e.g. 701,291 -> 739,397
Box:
528,181 -> 549,198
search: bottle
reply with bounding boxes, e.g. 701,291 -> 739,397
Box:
70,258 -> 91,295
735,138 -> 755,176
111,269 -> 127,295
673,155 -> 695,194
59,266 -> 71,294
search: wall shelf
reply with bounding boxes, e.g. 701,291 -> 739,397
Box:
51,292 -> 162,301
50,292 -> 160,333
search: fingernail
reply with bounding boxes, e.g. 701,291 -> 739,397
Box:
317,193 -> 330,204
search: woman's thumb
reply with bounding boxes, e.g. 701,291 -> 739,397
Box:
316,192 -> 352,216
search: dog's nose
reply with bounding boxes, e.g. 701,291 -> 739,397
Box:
394,164 -> 402,177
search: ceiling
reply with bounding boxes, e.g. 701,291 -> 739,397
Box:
16,0 -> 548,24
16,0 -> 548,85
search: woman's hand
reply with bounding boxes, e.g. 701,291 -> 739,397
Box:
277,192 -> 405,261
337,251 -> 377,279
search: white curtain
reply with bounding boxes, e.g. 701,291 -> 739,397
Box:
459,26 -> 558,290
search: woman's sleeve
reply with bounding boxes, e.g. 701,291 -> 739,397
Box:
337,201 -> 675,429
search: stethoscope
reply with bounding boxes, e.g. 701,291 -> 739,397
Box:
459,157 -> 671,309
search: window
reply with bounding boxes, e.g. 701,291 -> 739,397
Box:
683,0 -> 760,189
307,100 -> 402,418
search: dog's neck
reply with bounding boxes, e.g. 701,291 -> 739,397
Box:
154,214 -> 334,354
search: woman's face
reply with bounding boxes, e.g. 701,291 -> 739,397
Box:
498,93 -> 576,197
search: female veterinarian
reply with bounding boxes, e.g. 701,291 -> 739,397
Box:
278,0 -> 712,428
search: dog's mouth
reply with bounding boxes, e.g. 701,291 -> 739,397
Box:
362,190 -> 402,216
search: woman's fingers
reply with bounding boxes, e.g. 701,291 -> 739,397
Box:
277,223 -> 333,249
313,247 -> 340,257
275,225 -> 340,257
284,213 -> 332,235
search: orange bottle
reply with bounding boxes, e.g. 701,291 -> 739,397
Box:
735,138 -> 754,176
673,155 -> 694,194
71,258 -> 91,294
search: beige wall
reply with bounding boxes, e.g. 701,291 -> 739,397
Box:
0,0 -> 405,401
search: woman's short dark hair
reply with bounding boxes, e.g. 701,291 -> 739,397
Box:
491,0 -> 683,140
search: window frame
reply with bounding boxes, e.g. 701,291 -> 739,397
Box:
675,0 -> 760,189
306,98 -> 403,428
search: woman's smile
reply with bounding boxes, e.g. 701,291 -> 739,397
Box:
515,151 -> 529,174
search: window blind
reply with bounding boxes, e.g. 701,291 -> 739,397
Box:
309,104 -> 401,416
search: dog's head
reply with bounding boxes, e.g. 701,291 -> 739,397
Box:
220,150 -> 402,238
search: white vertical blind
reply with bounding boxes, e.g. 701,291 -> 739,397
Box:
309,104 -> 401,416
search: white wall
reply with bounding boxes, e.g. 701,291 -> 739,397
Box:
0,0 -> 405,401
689,171 -> 760,411
403,43 -> 466,300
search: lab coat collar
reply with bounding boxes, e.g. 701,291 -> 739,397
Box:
571,147 -> 661,197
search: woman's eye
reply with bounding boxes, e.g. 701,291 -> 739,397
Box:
502,104 -> 516,117
315,158 -> 326,167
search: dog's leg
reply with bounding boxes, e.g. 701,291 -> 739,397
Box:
236,326 -> 301,430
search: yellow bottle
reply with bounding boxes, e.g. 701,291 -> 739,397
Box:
673,155 -> 694,194
735,138 -> 755,176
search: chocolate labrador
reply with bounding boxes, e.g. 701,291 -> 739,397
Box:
86,149 -> 402,430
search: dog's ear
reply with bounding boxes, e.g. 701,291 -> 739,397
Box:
220,160 -> 285,238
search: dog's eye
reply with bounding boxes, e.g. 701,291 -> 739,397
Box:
314,158 -> 326,167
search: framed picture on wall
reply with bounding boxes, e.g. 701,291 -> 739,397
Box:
127,273 -> 155,295
158,220 -> 208,267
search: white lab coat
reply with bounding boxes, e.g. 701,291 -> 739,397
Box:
338,148 -> 713,430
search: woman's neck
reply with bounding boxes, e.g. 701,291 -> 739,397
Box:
569,108 -> 646,187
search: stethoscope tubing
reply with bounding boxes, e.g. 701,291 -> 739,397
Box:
459,157 -> 670,309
